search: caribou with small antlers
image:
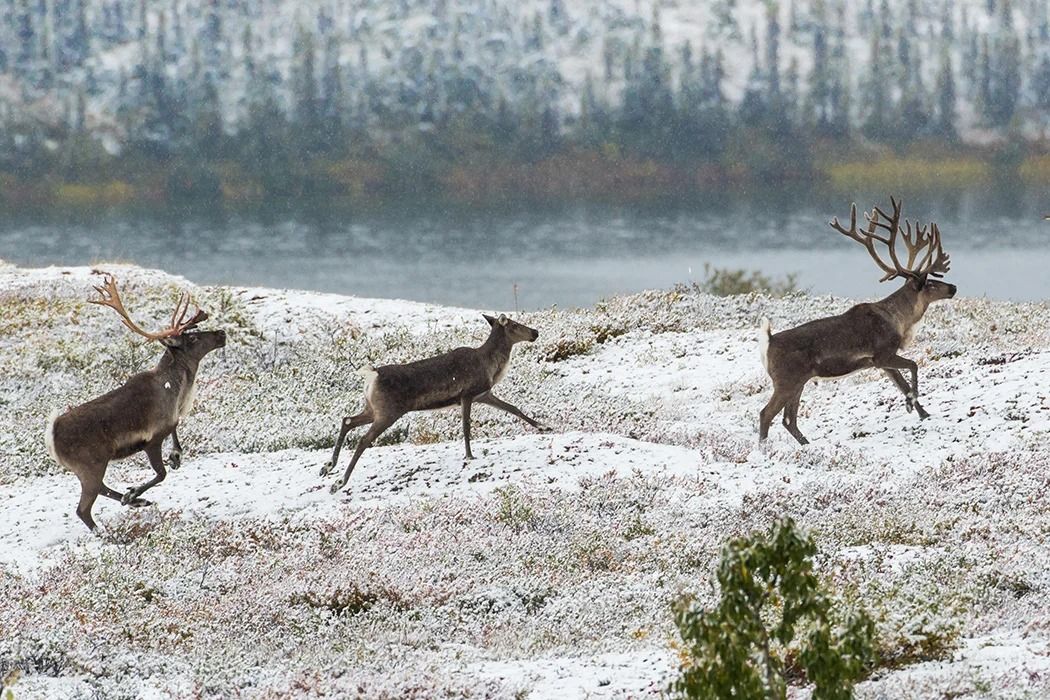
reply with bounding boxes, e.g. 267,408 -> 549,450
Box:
321,313 -> 549,494
758,197 -> 956,445
45,274 -> 227,531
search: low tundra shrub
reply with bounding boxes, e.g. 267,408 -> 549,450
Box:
289,582 -> 404,616
694,264 -> 799,297
671,517 -> 875,700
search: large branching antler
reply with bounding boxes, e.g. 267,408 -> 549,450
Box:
90,273 -> 208,340
830,197 -> 951,282
829,199 -> 901,282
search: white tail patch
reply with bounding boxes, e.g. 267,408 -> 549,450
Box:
358,364 -> 379,400
758,317 -> 772,373
44,408 -> 62,464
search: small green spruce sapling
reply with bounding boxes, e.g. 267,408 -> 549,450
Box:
671,517 -> 875,700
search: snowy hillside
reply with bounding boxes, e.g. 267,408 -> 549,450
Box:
1,0 -> 1048,149
2,261 -> 1050,697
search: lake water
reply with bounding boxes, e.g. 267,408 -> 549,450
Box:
2,189 -> 1048,309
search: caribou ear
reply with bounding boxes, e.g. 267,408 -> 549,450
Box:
483,314 -> 498,327
160,336 -> 185,348
498,313 -> 509,326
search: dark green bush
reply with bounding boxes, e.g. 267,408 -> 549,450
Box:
671,517 -> 875,700
696,264 -> 799,297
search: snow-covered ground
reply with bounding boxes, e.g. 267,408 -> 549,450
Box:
2,261 -> 1050,698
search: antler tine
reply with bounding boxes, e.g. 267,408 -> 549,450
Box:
868,195 -> 903,242
88,273 -> 177,341
866,196 -> 920,280
899,211 -> 950,279
170,292 -> 190,330
923,223 -> 951,277
867,209 -> 902,282
178,308 -> 209,333
830,202 -> 900,282
901,221 -> 932,270
901,221 -> 915,268
829,203 -> 859,242
165,290 -> 210,334
911,223 -> 936,273
881,216 -> 907,279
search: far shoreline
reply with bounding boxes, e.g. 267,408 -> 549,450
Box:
2,148 -> 1048,213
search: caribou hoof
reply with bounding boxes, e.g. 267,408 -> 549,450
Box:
127,497 -> 152,508
329,481 -> 344,495
121,489 -> 138,506
320,461 -> 333,477
168,451 -> 182,470
537,424 -> 554,434
912,398 -> 930,420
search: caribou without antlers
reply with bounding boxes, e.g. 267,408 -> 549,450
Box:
321,313 -> 550,494
758,197 -> 957,445
45,273 -> 227,531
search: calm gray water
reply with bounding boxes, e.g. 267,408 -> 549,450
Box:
2,190 -> 1048,309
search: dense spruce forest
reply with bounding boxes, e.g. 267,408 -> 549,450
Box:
1,0 -> 1049,205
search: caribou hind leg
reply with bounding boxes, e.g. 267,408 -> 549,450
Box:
329,413 -> 400,494
321,408 -> 374,477
760,385 -> 793,442
759,390 -> 786,442
782,386 -> 809,445
75,472 -> 103,531
760,378 -> 810,445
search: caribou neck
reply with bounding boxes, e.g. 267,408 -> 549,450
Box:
479,327 -> 515,384
156,348 -> 200,382
480,326 -> 513,361
877,281 -> 931,333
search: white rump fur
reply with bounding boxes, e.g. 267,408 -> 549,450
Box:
358,364 -> 379,400
758,318 -> 772,373
44,408 -> 62,465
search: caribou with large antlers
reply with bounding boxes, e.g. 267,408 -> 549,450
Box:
45,273 -> 226,531
758,197 -> 956,445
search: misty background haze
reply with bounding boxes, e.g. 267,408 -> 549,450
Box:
1,0 -> 1048,306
